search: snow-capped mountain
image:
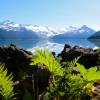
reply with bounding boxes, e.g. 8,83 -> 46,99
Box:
0,20 -> 57,38
51,25 -> 96,39
0,20 -> 96,39
24,25 -> 55,37
0,20 -> 22,31
0,20 -> 40,39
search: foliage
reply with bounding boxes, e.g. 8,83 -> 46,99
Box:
30,49 -> 100,100
61,57 -> 80,73
0,63 -> 15,100
43,59 -> 87,100
30,48 -> 63,76
77,63 -> 100,88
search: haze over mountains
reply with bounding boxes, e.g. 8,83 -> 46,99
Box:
0,20 -> 98,39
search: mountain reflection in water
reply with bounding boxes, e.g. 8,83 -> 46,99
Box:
88,39 -> 100,47
0,38 -> 99,53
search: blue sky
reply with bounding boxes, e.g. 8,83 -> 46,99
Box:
0,0 -> 100,30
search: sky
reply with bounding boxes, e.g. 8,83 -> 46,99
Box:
0,0 -> 100,30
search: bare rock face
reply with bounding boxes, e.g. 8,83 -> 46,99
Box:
0,44 -> 50,99
0,44 -> 32,80
61,44 -> 100,68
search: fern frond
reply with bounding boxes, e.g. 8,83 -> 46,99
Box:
0,63 -> 15,100
87,67 -> 99,81
77,63 -> 100,89
77,63 -> 87,79
31,48 -> 63,76
77,63 -> 100,81
67,57 -> 80,67
65,57 -> 80,73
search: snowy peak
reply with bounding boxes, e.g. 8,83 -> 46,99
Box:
80,25 -> 88,29
1,20 -> 15,25
66,26 -> 78,32
24,25 -> 56,37
25,25 -> 52,33
0,20 -> 96,38
63,25 -> 95,34
52,25 -> 96,39
0,20 -> 21,31
78,25 -> 95,33
79,25 -> 92,31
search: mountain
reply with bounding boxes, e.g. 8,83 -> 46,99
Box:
51,25 -> 96,39
0,20 -> 69,39
88,31 -> 100,39
0,20 -> 39,39
0,20 -> 96,39
0,20 -> 56,39
24,25 -> 58,37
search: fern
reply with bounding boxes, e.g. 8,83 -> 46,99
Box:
68,75 -> 86,99
0,63 -> 15,100
62,57 -> 80,73
43,57 -> 86,100
30,49 -> 100,99
77,63 -> 100,88
77,63 -> 87,79
30,48 -> 63,76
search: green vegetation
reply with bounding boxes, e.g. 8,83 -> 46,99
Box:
30,49 -> 100,100
0,63 -> 15,100
30,48 -> 63,76
0,48 -> 100,100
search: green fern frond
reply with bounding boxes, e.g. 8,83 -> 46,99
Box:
67,57 -> 80,67
77,63 -> 100,89
65,57 -> 80,74
77,63 -> 100,81
77,63 -> 87,79
70,74 -> 81,80
31,48 -> 63,76
0,63 -> 15,100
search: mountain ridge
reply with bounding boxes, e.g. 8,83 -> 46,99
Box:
88,31 -> 100,39
0,20 -> 96,39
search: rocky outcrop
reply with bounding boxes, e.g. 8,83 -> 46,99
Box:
0,44 -> 32,80
0,44 -> 50,99
0,44 -> 100,100
61,44 -> 100,68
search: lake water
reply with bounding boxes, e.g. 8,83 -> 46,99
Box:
0,38 -> 100,54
